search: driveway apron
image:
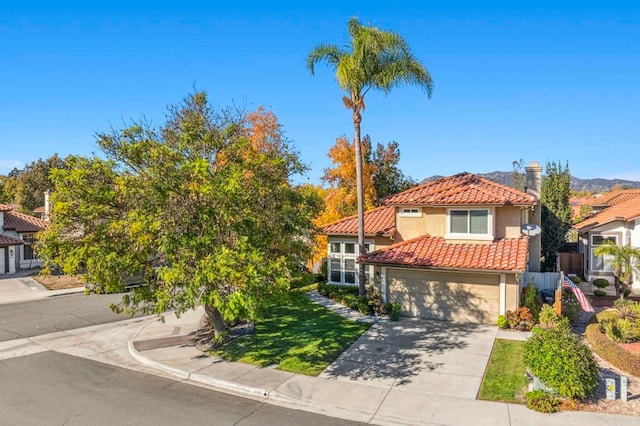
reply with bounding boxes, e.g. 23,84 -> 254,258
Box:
319,317 -> 497,400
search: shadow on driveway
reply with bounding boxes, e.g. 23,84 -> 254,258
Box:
320,317 -> 496,395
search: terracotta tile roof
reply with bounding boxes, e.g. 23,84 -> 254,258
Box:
0,204 -> 14,212
3,211 -> 47,233
358,235 -> 529,272
33,206 -> 45,213
321,206 -> 395,237
0,235 -> 23,246
575,189 -> 640,208
574,196 -> 640,231
383,173 -> 536,206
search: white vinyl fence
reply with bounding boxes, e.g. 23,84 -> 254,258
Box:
520,272 -> 560,290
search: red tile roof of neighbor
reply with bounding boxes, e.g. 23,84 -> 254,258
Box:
359,236 -> 529,272
3,211 -> 47,233
383,173 -> 536,206
321,206 -> 395,237
574,196 -> 640,231
0,204 -> 14,212
0,235 -> 24,246
33,205 -> 45,213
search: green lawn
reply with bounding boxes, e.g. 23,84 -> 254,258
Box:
210,290 -> 370,376
478,339 -> 528,404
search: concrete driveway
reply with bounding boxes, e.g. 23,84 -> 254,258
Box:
319,317 -> 497,399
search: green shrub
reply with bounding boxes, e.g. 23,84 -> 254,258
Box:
523,327 -> 598,399
613,297 -> 640,320
341,294 -> 359,310
356,296 -> 373,315
497,314 -> 508,329
521,285 -> 542,322
538,304 -> 571,331
526,390 -> 559,413
585,312 -> 640,377
382,302 -> 392,315
389,302 -> 402,321
568,275 -> 582,284
593,289 -> 607,297
592,278 -> 609,289
601,318 -> 639,343
505,307 -> 535,330
367,285 -> 384,315
561,289 -> 580,325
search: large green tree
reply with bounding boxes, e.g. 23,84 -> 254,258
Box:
307,17 -> 433,296
38,92 -> 321,337
370,137 -> 416,203
594,242 -> 640,298
540,161 -> 572,271
0,154 -> 68,213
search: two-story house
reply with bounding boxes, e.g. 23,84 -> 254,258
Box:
573,189 -> 640,292
321,162 -> 543,324
0,204 -> 47,274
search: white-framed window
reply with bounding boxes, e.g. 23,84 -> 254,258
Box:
446,208 -> 493,240
590,234 -> 617,272
327,240 -> 374,285
399,207 -> 422,217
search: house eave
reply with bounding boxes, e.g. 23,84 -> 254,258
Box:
356,261 -> 524,274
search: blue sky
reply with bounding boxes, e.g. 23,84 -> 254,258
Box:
2,2 -> 639,184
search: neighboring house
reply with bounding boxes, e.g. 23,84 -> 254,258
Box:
573,189 -> 640,291
0,204 -> 47,274
321,162 -> 543,324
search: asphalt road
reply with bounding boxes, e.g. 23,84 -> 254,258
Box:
0,351 -> 362,426
0,293 -> 138,342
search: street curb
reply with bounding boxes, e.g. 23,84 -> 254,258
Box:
127,317 -> 270,398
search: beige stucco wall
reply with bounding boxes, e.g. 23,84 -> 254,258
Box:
394,207 -> 425,242
395,205 -> 525,242
424,207 -> 446,237
506,273 -> 519,311
495,206 -> 524,239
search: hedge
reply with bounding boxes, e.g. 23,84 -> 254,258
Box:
584,311 -> 640,378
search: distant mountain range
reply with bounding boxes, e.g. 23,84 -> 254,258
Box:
422,171 -> 640,193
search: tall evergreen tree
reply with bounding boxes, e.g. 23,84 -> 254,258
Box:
540,161 -> 572,271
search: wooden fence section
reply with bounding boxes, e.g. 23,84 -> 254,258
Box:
520,272 -> 560,290
559,252 -> 584,279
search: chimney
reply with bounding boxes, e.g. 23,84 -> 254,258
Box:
44,190 -> 50,221
525,161 -> 543,200
524,161 -> 542,272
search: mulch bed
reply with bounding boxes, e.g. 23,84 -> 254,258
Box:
192,314 -> 255,352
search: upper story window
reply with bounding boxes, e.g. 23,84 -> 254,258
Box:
447,208 -> 492,239
399,207 -> 422,217
590,235 -> 617,272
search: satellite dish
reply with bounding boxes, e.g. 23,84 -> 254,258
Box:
521,223 -> 541,236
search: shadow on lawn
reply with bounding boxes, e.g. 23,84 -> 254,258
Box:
210,291 -> 370,375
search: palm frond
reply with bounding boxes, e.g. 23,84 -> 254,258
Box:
306,43 -> 344,75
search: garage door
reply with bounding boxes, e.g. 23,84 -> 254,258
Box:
388,268 -> 500,324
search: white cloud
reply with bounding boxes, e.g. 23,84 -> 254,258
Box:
0,160 -> 24,175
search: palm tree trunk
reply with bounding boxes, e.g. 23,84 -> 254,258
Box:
353,108 -> 366,297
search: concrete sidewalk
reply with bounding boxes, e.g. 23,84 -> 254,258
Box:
129,303 -> 638,425
0,275 -> 85,305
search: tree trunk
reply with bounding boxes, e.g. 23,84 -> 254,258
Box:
204,303 -> 227,336
353,108 -> 366,297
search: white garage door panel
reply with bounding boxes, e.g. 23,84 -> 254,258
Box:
388,269 -> 500,324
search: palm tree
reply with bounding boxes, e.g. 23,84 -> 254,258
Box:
593,241 -> 640,297
307,18 -> 433,296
